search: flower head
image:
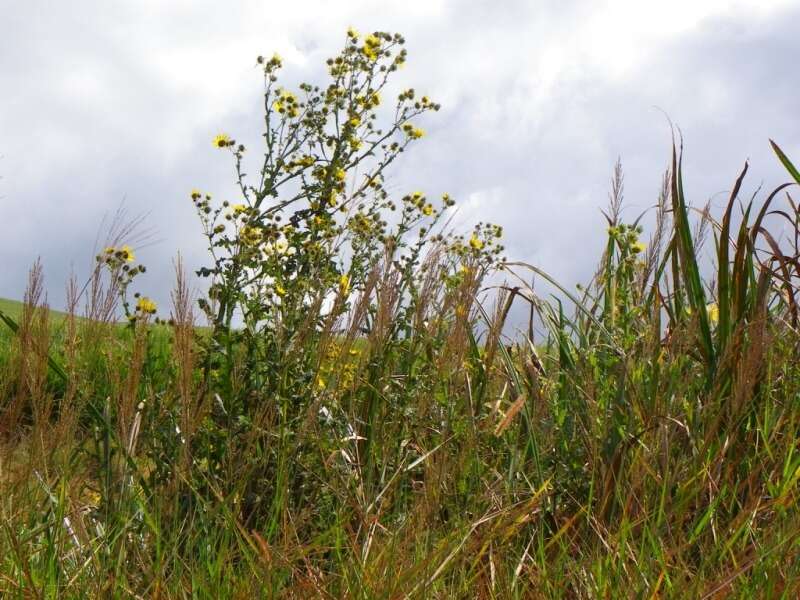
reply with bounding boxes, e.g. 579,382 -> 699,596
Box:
273,89 -> 299,118
213,134 -> 232,148
240,226 -> 261,246
469,235 -> 484,250
119,245 -> 135,262
359,91 -> 380,108
362,34 -> 381,61
136,297 -> 157,314
402,123 -> 425,139
339,274 -> 351,296
706,302 -> 719,325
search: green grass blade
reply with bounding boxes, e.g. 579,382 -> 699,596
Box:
770,139 -> 800,184
671,142 -> 715,375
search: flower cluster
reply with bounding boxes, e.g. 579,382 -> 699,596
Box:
608,223 -> 645,255
96,244 -> 153,322
402,122 -> 425,139
316,343 -> 361,393
272,89 -> 300,118
190,29 -> 505,415
361,33 -> 382,61
452,223 -> 504,261
101,245 -> 135,264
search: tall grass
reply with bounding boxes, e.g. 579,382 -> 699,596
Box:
1,140 -> 799,597
2,30 -> 800,594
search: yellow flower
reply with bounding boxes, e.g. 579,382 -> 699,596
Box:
402,123 -> 425,139
275,283 -> 286,297
327,191 -> 338,207
631,241 -> 646,254
348,116 -> 361,127
213,134 -> 231,148
272,89 -> 300,117
362,34 -> 381,61
120,245 -> 135,262
347,26 -> 359,40
339,274 -> 351,296
104,246 -> 115,255
422,204 -> 434,216
273,90 -> 299,118
136,297 -> 157,314
469,235 -> 484,250
232,203 -> 247,214
706,302 -> 719,325
315,374 -> 326,390
240,226 -> 261,245
191,188 -> 202,200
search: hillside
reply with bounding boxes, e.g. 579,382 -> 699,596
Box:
0,296 -> 70,322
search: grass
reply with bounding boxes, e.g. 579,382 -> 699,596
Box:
2,30 -> 800,590
0,297 -> 73,321
1,144 -> 799,598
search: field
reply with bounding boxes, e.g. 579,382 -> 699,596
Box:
2,31 -> 800,598
0,298 -> 22,318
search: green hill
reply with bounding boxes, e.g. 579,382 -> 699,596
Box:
0,297 -> 23,319
0,297 -> 72,324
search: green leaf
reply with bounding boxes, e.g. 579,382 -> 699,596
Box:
770,139 -> 800,184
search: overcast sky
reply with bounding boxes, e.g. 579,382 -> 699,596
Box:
2,0 -> 799,317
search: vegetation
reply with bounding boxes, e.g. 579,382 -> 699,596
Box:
2,30 -> 800,598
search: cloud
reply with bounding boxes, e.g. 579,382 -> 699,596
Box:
1,0 -> 798,323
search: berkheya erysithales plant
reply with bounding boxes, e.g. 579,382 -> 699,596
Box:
187,29 -> 503,513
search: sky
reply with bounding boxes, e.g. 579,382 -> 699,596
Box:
2,0 -> 799,320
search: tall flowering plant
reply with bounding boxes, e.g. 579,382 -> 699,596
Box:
187,30 -> 504,518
